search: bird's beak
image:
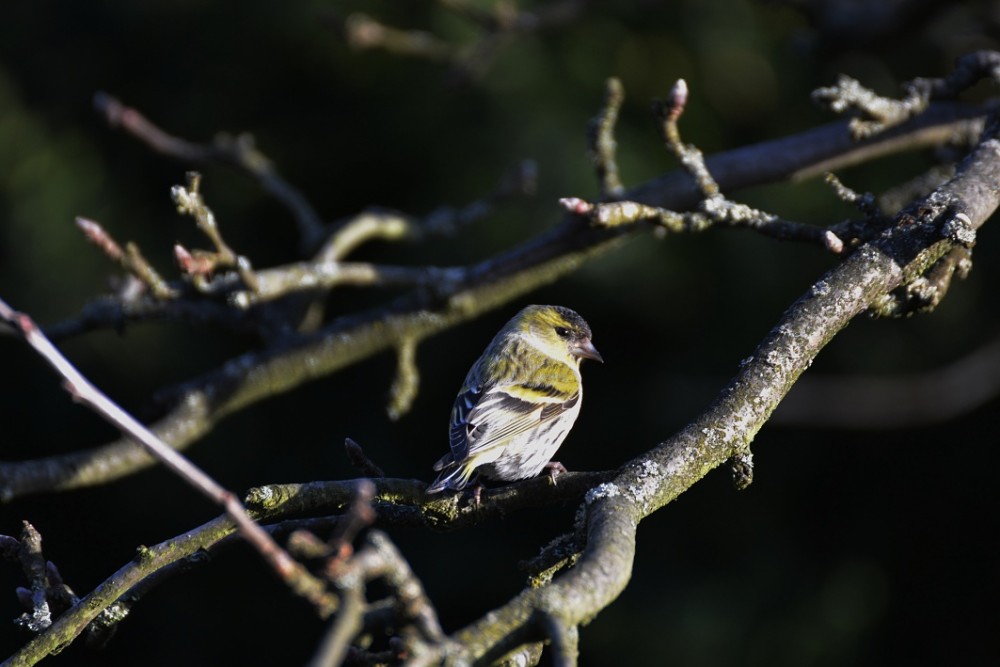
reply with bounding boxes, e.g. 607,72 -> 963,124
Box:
572,339 -> 604,363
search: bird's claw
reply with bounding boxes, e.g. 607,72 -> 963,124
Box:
544,461 -> 567,486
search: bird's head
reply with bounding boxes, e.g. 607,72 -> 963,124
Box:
515,304 -> 603,365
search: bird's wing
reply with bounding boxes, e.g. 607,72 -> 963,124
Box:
449,380 -> 579,461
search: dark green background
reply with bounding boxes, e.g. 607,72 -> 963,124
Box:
1,1 -> 997,665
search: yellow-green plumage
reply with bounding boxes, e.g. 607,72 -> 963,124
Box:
427,304 -> 602,493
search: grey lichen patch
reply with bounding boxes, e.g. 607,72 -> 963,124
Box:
575,482 -> 628,543
585,483 -> 621,505
96,601 -> 130,625
942,212 -> 976,247
705,402 -> 759,452
507,650 -> 532,667
810,279 -> 831,297
243,484 -> 279,511
626,460 -> 662,513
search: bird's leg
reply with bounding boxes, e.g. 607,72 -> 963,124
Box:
469,481 -> 485,507
544,461 -> 567,485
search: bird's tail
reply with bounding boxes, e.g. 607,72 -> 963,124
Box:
426,463 -> 476,494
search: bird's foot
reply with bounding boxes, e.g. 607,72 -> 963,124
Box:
544,461 -> 567,486
468,482 -> 485,507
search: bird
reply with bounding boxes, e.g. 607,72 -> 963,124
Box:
427,304 -> 602,494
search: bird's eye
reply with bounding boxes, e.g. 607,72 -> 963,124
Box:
554,326 -> 571,338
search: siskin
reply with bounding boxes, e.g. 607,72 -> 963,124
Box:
427,304 -> 602,494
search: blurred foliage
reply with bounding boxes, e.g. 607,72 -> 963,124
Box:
1,1 -> 998,665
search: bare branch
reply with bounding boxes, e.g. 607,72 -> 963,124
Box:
94,92 -> 325,248
588,77 -> 626,198
172,172 -> 259,292
813,50 -> 1000,139
387,338 -> 420,420
813,74 -> 928,140
319,160 -> 535,263
645,78 -> 845,252
243,472 -> 614,532
75,215 -> 177,300
344,438 -> 386,478
331,1 -> 586,84
74,217 -> 124,262
344,13 -> 456,62
824,172 -> 881,217
9,522 -> 52,633
562,195 -> 843,252
626,101 -> 984,208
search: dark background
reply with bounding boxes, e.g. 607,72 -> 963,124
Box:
1,1 -> 998,665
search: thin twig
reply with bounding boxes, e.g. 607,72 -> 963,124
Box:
344,438 -> 386,478
310,529 -> 446,665
172,172 -> 259,292
813,50 -> 1000,139
74,217 -> 177,299
11,522 -> 52,633
387,338 -> 420,420
318,160 -> 536,263
633,79 -> 845,251
308,585 -> 366,667
94,92 -> 325,249
229,262 -> 461,308
333,1 -> 585,84
560,196 -> 842,252
588,77 -> 626,198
